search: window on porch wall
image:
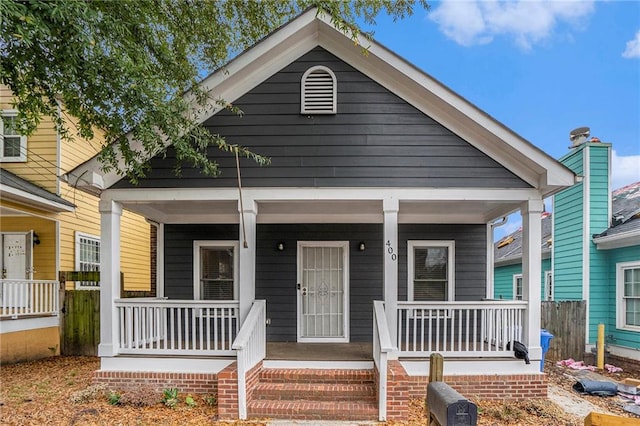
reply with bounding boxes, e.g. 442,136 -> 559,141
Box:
408,241 -> 455,301
194,241 -> 238,300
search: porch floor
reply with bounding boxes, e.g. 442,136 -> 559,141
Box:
266,342 -> 373,361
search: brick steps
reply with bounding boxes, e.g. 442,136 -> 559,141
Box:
247,368 -> 378,420
252,382 -> 376,401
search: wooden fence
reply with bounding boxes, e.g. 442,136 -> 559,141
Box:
541,301 -> 586,361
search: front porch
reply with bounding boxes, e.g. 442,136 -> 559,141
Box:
95,297 -> 543,421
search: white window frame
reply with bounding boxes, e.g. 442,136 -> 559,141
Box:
544,271 -> 554,301
407,240 -> 455,302
193,240 -> 239,301
300,65 -> 337,114
616,260 -> 640,331
0,110 -> 27,162
75,231 -> 101,290
513,274 -> 523,301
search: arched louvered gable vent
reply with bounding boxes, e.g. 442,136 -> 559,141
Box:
301,65 -> 337,114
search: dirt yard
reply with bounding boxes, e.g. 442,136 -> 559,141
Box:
0,356 -> 637,425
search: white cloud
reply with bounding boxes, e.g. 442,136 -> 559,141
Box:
612,150 -> 640,190
429,0 -> 595,49
622,30 -> 640,58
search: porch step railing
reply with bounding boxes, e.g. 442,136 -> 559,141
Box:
114,298 -> 239,355
232,300 -> 267,420
397,301 -> 527,357
372,300 -> 396,421
0,279 -> 59,319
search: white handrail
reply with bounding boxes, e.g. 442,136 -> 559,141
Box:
396,301 -> 527,357
114,299 -> 239,355
232,300 -> 266,420
0,280 -> 59,318
373,300 -> 397,421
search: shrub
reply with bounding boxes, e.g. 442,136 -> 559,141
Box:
162,388 -> 179,408
107,391 -> 121,406
119,386 -> 160,407
70,383 -> 108,404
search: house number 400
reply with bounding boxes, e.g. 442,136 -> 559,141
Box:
385,240 -> 397,261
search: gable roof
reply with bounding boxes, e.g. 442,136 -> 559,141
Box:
67,8 -> 574,196
495,181 -> 640,263
0,168 -> 75,212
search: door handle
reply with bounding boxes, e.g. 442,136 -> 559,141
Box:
297,283 -> 301,290
302,287 -> 307,296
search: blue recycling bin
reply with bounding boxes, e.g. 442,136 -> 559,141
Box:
540,329 -> 554,372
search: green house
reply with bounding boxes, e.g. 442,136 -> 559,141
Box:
494,138 -> 640,363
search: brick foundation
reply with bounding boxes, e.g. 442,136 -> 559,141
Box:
93,370 -> 218,395
217,362 -> 238,420
407,373 -> 548,400
386,360 -> 409,421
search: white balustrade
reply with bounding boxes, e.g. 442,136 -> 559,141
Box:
0,280 -> 59,318
232,300 -> 266,420
373,300 -> 397,421
396,301 -> 527,357
115,298 -> 239,355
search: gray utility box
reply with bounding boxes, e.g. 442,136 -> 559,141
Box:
427,381 -> 477,426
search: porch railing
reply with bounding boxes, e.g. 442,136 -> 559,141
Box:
397,301 -> 527,357
114,298 -> 239,355
373,301 -> 396,421
232,300 -> 266,420
0,279 -> 59,319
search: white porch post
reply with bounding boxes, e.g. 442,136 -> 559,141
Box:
238,199 -> 257,324
383,198 -> 399,344
98,199 -> 122,357
521,199 -> 543,362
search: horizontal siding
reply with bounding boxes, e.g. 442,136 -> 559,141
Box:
398,224 -> 486,302
164,224 -> 239,300
494,264 -> 521,300
607,246 -> 640,351
58,182 -> 150,291
113,48 -> 529,190
553,146 -> 585,300
0,217 -> 57,280
255,224 -> 383,342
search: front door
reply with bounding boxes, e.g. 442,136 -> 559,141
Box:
1,231 -> 33,280
297,241 -> 349,342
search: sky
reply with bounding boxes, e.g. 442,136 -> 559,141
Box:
360,0 -> 639,239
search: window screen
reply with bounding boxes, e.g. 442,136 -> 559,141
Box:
200,247 -> 234,300
413,246 -> 448,301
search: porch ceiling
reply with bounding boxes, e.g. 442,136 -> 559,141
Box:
119,198 -> 522,224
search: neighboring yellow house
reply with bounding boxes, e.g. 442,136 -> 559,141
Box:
0,85 -> 151,363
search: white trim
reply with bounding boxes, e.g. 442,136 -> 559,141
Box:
407,240 -> 455,302
67,8 -> 575,195
513,274 -> 523,301
583,147 -> 590,343
0,184 -> 75,213
383,198 -> 399,344
616,260 -> 640,331
0,315 -> 59,333
544,270 -> 554,301
486,222 -> 494,299
400,359 -> 541,376
157,223 -> 165,297
74,231 -> 101,290
0,110 -> 27,162
192,240 -> 239,300
99,356 -> 234,373
594,231 -> 640,250
608,344 -> 640,361
262,360 -> 373,369
301,65 -> 337,114
296,241 -> 350,343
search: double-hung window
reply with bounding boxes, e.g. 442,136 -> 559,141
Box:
513,274 -> 523,300
617,261 -> 640,330
193,241 -> 238,300
75,232 -> 100,289
0,110 -> 27,162
408,241 -> 455,301
544,271 -> 554,301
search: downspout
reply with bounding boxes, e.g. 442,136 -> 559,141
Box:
55,98 -> 62,284
487,217 -> 508,299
